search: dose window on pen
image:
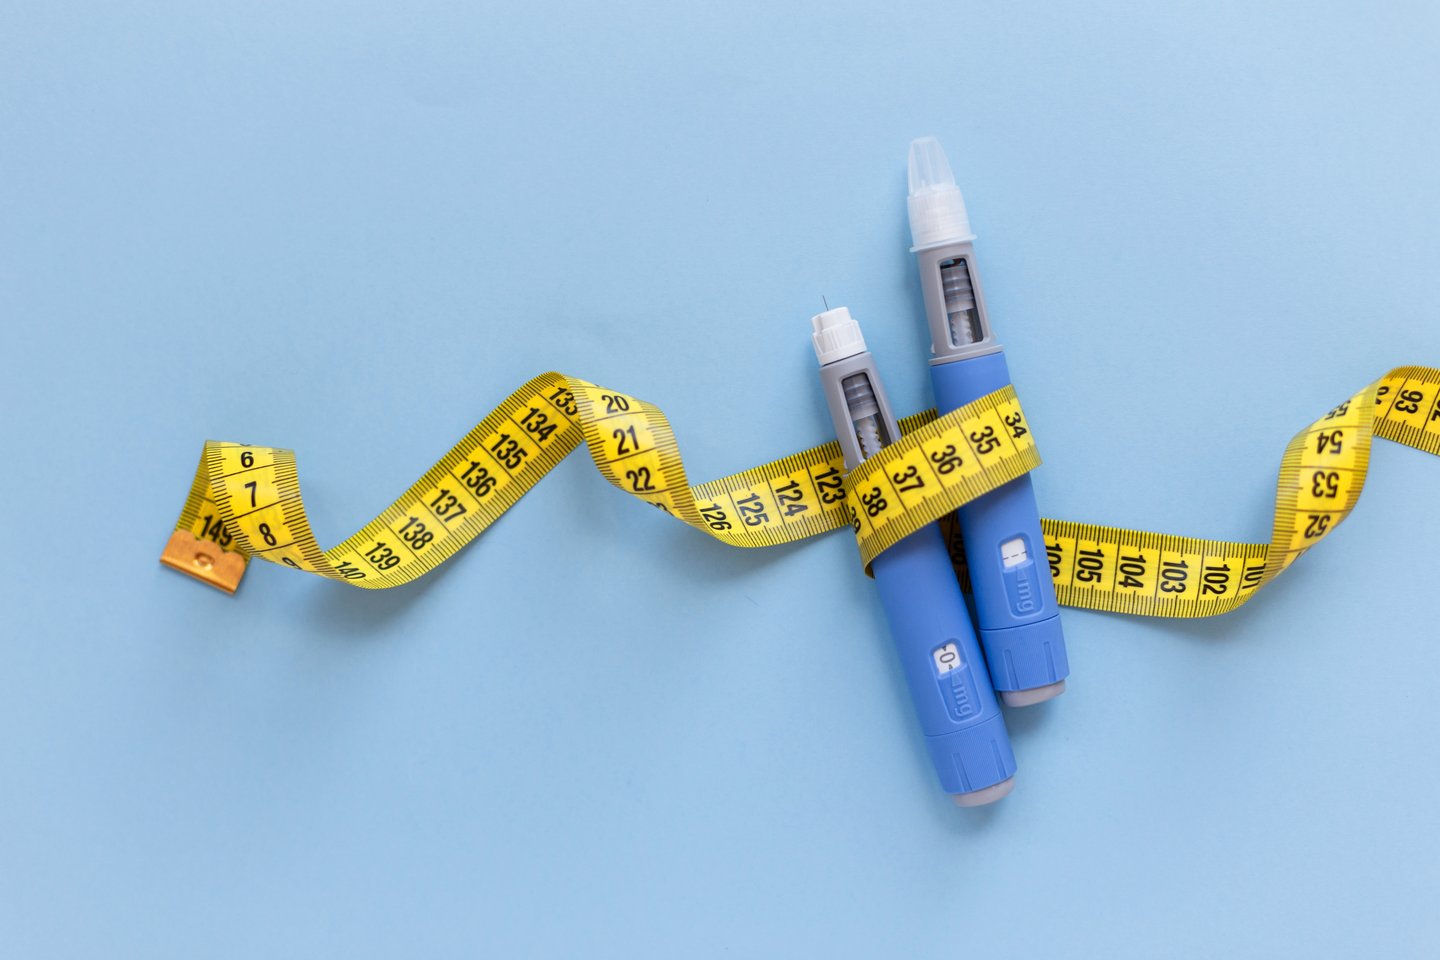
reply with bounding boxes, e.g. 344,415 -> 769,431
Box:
932,642 -> 962,675
938,258 -> 983,347
1001,537 -> 1028,568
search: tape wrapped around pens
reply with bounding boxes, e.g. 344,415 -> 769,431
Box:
159,133 -> 1439,805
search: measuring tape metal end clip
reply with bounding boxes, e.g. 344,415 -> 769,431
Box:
161,529 -> 246,594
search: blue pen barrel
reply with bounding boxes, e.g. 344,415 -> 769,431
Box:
931,351 -> 1070,699
871,524 -> 1016,801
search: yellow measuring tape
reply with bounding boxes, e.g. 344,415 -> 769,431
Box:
162,365 -> 1440,618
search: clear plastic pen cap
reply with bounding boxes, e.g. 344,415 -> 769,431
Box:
907,136 -> 974,250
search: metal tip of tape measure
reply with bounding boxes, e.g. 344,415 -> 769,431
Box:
160,530 -> 247,594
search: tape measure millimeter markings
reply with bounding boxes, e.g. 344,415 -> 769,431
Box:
161,371 -> 1027,590
162,366 -> 1440,619
1039,365 -> 1439,616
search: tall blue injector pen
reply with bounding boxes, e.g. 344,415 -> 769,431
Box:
906,136 -> 1070,706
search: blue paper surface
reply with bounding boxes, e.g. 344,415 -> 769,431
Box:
2,2 -> 1438,955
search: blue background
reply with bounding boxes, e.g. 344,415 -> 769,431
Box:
3,1 -> 1438,956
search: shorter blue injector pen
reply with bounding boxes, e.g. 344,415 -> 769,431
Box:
906,137 -> 1070,706
812,306 -> 1016,805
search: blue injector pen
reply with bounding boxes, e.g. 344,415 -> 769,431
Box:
812,306 -> 1016,805
906,137 -> 1070,706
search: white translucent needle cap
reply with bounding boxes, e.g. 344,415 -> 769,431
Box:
811,306 -> 867,365
907,136 -> 975,250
